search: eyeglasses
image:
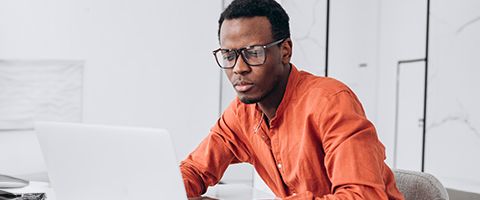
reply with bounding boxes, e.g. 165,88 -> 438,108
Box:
212,38 -> 285,69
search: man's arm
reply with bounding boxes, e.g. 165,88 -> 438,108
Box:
180,101 -> 251,198
285,90 -> 402,200
180,131 -> 237,197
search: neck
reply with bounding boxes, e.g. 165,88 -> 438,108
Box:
257,64 -> 291,121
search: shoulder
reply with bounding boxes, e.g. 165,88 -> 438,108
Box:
289,70 -> 365,117
294,70 -> 353,100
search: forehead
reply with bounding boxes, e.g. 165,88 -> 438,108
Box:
219,16 -> 273,49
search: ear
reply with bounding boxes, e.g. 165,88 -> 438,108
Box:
281,38 -> 293,65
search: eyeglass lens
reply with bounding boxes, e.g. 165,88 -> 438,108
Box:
215,46 -> 266,69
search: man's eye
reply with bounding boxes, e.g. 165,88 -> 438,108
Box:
246,51 -> 259,57
245,49 -> 263,58
223,53 -> 236,61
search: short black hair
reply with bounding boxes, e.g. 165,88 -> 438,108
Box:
218,0 -> 290,42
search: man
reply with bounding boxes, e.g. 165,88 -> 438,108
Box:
180,0 -> 404,199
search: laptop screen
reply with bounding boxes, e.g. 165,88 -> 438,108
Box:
35,121 -> 187,200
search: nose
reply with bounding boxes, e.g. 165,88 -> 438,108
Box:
232,54 -> 251,75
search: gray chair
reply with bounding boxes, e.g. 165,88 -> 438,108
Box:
393,169 -> 449,200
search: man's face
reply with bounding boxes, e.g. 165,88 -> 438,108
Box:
219,16 -> 289,104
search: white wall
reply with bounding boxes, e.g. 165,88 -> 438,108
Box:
376,0 -> 428,166
426,0 -> 480,193
0,0 -> 222,177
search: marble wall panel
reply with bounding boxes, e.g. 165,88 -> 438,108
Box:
426,0 -> 480,193
281,0 -> 327,76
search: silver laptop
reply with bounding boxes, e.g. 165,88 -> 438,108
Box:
35,121 -> 187,200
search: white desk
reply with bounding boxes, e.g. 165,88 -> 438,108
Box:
205,184 -> 278,200
2,182 -> 277,200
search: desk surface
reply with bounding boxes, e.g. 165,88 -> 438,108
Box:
3,182 -> 278,200
205,184 -> 277,200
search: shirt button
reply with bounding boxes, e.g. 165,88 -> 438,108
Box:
277,163 -> 282,169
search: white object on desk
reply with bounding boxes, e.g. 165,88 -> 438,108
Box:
35,122 -> 187,200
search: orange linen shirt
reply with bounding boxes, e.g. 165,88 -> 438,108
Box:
180,65 -> 404,200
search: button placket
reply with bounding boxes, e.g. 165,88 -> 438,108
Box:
271,130 -> 284,177
271,128 -> 296,195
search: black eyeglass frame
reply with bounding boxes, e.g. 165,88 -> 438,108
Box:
212,38 -> 286,69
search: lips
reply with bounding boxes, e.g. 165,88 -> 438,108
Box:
233,81 -> 254,92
